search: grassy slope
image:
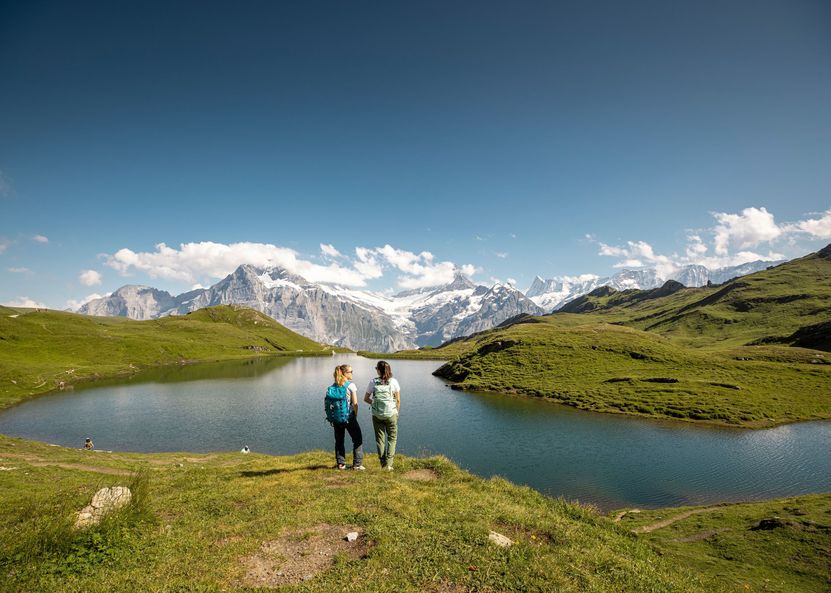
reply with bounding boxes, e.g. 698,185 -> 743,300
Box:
433,318 -> 830,426
5,435 -> 828,593
615,495 -> 831,592
564,247 -> 831,350
0,305 -> 330,410
384,247 -> 831,426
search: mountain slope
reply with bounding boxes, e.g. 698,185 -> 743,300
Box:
78,268 -> 544,351
528,260 -> 782,312
557,246 -> 831,349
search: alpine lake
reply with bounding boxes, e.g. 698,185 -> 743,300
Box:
1,354 -> 829,511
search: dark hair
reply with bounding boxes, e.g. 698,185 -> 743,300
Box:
375,360 -> 392,383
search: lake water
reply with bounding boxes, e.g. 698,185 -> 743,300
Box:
1,355 -> 829,511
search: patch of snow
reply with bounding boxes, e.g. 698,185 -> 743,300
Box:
258,272 -> 302,291
453,292 -> 485,320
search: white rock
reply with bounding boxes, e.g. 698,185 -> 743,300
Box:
74,486 -> 132,529
488,531 -> 513,547
345,531 -> 359,542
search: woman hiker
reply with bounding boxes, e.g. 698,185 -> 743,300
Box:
326,364 -> 365,470
364,360 -> 401,471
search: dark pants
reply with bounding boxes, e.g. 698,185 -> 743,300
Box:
334,414 -> 364,467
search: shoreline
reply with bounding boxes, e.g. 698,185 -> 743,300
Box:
3,351 -> 828,430
0,351 -> 333,413
1,434 -> 829,515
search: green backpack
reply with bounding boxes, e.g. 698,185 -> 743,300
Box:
371,379 -> 397,419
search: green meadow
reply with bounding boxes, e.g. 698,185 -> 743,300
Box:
1,435 -> 828,593
0,305 -> 332,410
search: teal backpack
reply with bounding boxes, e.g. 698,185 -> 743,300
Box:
325,381 -> 352,424
371,379 -> 397,419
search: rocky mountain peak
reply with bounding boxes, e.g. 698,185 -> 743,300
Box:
442,272 -> 476,292
526,276 -> 548,297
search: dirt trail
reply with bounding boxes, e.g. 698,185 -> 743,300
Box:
0,452 -> 132,476
632,507 -> 722,534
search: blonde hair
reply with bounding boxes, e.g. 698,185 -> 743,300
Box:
333,364 -> 351,387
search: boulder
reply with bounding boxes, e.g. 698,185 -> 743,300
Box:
488,531 -> 513,547
74,486 -> 132,528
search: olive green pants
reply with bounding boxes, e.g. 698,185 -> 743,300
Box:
371,414 -> 398,468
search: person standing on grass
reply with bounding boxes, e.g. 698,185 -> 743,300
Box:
327,364 -> 365,470
364,360 -> 401,471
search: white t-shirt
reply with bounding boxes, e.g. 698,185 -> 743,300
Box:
365,378 -> 400,396
346,381 -> 358,402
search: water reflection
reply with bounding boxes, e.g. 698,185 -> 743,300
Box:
0,354 -> 829,511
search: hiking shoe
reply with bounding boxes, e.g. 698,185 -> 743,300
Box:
337,464 -> 347,470
385,465 -> 394,472
352,465 -> 366,471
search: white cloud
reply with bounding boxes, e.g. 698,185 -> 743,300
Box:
354,247 -> 384,280
506,277 -> 517,286
594,207 -> 801,274
320,243 -> 342,258
373,244 -> 475,289
685,234 -> 708,258
598,240 -> 674,276
0,239 -> 8,254
104,240 -> 475,289
7,267 -> 30,273
598,243 -> 628,258
32,235 -> 49,244
107,241 -> 372,287
613,259 -> 644,268
790,208 -> 831,239
712,207 -> 781,255
65,293 -> 109,311
2,296 -> 47,308
79,269 -> 103,286
494,251 -> 508,259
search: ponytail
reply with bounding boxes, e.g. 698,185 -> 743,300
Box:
333,364 -> 350,387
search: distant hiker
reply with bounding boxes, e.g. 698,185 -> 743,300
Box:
241,445 -> 250,454
325,364 -> 365,470
364,361 -> 400,471
83,438 -> 94,450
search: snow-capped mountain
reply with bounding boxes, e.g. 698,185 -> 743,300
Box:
77,259 -> 783,351
79,285 -> 177,320
406,274 -> 544,346
78,267 -> 543,352
526,269 -> 662,312
527,260 -> 782,312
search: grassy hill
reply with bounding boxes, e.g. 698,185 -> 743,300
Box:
561,244 -> 831,349
0,305 -> 330,410
378,245 -> 831,427
1,434 -> 828,592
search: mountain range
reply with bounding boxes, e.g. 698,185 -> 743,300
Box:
78,259 -> 780,352
525,260 -> 780,311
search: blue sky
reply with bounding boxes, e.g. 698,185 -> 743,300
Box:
1,0 -> 830,308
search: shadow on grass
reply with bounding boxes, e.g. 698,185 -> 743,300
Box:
239,464 -> 331,478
